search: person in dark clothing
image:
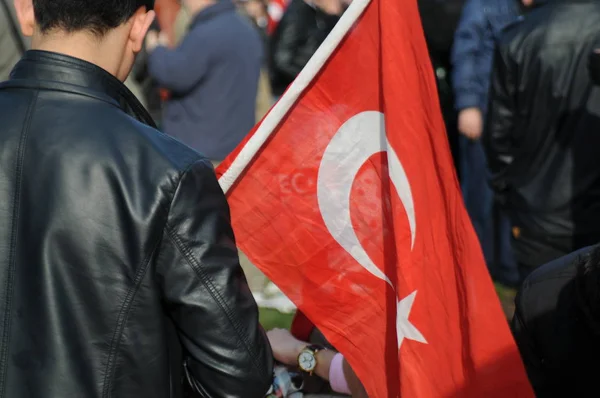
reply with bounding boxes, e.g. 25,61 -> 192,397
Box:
147,0 -> 264,162
451,0 -> 523,287
485,0 -> 600,281
0,0 -> 273,397
269,0 -> 339,97
0,0 -> 28,81
512,244 -> 600,397
130,24 -> 164,124
417,0 -> 466,180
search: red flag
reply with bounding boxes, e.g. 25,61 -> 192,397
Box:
216,0 -> 533,395
267,0 -> 289,34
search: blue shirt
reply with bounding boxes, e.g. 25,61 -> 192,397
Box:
451,0 -> 522,113
148,1 -> 263,160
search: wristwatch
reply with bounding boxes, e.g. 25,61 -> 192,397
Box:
297,344 -> 326,375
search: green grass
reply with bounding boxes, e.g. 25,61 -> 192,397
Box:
259,308 -> 295,330
495,282 -> 517,301
259,284 -> 518,331
495,282 -> 518,320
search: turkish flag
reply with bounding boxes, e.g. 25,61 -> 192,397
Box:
267,0 -> 289,34
216,0 -> 533,395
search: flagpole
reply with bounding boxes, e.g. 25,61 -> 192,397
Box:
218,0 -> 372,194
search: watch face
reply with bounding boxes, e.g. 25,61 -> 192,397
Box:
298,351 -> 317,372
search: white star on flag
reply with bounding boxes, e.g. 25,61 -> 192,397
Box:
397,291 -> 428,349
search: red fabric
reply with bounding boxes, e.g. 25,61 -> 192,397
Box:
267,0 -> 289,35
290,311 -> 315,342
217,0 -> 534,395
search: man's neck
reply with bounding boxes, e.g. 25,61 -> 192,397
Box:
31,30 -> 126,78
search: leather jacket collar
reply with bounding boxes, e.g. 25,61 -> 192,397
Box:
2,50 -> 156,128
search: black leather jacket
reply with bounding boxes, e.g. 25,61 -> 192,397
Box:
0,51 -> 273,398
268,0 -> 339,96
485,0 -> 600,238
512,245 -> 600,397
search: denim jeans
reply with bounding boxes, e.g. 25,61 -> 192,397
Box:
460,137 -> 519,287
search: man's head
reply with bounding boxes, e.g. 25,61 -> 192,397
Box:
13,0 -> 155,81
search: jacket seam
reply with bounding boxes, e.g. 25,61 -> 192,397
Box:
164,226 -> 268,379
100,158 -> 199,398
101,240 -> 164,398
0,91 -> 38,396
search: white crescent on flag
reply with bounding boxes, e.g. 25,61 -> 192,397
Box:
316,111 -> 416,287
217,0 -> 426,351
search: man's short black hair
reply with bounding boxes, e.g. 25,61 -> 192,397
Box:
33,0 -> 155,36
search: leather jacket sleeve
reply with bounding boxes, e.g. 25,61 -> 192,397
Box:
156,159 -> 274,397
511,291 -> 545,396
484,45 -> 517,195
272,0 -> 315,80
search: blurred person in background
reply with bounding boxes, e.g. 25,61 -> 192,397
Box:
136,0 -> 185,125
155,0 -> 182,43
268,0 -> 343,99
485,0 -> 600,281
147,0 -> 269,298
238,0 -> 270,34
0,0 -> 273,397
450,0 -> 525,287
173,0 -> 192,44
146,0 -> 263,163
512,244 -> 600,396
236,0 -> 275,120
417,0 -> 466,179
267,0 -> 290,35
0,0 -> 28,81
128,25 -> 164,124
171,0 -> 271,123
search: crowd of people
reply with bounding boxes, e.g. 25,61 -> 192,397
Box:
2,0 -> 600,395
426,0 -> 600,395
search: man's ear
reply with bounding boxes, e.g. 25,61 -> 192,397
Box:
129,7 -> 156,53
13,0 -> 35,37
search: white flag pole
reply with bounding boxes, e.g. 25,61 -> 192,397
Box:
218,0 -> 372,194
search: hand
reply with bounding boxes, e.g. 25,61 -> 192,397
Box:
267,328 -> 307,366
146,30 -> 169,53
146,30 -> 159,52
458,107 -> 483,140
158,31 -> 170,47
311,0 -> 344,15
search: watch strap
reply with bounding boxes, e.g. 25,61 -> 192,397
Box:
304,344 -> 326,354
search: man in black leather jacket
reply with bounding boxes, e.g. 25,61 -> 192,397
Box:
268,0 -> 340,97
512,244 -> 600,396
0,1 -> 273,397
485,0 -> 600,281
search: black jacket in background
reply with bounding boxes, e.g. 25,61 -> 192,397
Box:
0,50 -> 273,398
512,245 -> 600,397
417,0 -> 466,177
269,0 -> 338,96
485,0 -> 600,240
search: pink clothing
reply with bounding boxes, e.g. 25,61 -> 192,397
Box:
329,353 -> 351,395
